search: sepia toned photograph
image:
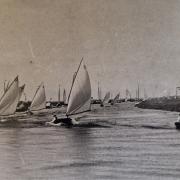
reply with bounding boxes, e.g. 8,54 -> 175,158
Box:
0,0 -> 180,179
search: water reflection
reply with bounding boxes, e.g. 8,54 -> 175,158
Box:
0,103 -> 180,179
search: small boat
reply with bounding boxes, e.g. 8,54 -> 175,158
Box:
100,92 -> 110,107
29,83 -> 46,113
47,58 -> 91,127
0,76 -> 28,121
111,93 -> 120,105
0,76 -> 20,116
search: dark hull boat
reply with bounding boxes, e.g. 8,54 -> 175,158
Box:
46,117 -> 74,127
175,122 -> 180,129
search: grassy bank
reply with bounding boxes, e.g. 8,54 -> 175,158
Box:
136,97 -> 180,112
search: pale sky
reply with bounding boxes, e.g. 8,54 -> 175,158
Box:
0,0 -> 180,100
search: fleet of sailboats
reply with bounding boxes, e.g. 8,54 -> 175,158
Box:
0,58 -> 133,126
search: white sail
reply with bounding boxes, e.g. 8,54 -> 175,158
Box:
102,92 -> 110,104
30,83 -> 46,111
113,93 -> 120,104
0,76 -> 20,116
66,60 -> 91,116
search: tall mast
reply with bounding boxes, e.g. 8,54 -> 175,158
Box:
58,84 -> 61,103
67,57 -> 83,103
137,83 -> 140,100
98,81 -> 101,100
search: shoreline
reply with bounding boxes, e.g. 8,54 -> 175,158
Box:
135,97 -> 180,112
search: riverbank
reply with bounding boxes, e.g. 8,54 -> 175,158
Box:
135,97 -> 180,112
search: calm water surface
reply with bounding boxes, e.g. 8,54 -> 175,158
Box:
0,102 -> 180,180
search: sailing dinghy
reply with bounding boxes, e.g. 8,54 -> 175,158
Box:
29,83 -> 46,112
101,92 -> 110,107
47,58 -> 91,127
0,76 -> 27,120
111,93 -> 120,105
0,76 -> 20,116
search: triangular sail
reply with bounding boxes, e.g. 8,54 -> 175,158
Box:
102,92 -> 110,104
113,93 -> 120,104
0,76 -> 20,116
30,83 -> 46,111
66,59 -> 91,116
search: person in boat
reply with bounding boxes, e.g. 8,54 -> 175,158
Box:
50,114 -> 73,126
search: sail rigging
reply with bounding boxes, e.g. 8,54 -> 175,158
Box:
4,80 -> 10,93
67,72 -> 77,103
66,59 -> 91,116
0,76 -> 20,116
30,83 -> 46,111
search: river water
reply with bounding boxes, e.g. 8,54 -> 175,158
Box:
0,102 -> 180,180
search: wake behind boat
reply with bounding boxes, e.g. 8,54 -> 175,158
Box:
47,58 -> 92,127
